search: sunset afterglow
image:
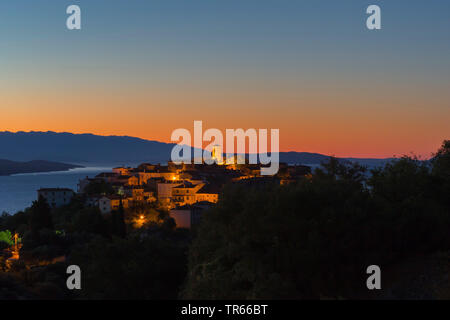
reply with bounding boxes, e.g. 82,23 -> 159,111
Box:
1,1 -> 449,158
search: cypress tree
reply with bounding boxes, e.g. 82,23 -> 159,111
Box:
112,198 -> 127,238
29,195 -> 53,233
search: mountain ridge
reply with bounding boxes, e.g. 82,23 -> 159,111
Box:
0,131 -> 394,167
0,159 -> 83,176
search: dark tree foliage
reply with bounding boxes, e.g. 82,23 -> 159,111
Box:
126,202 -> 165,227
0,261 -> 71,299
29,196 -> 53,233
84,179 -> 115,195
110,199 -> 127,238
2,140 -> 450,300
70,207 -> 110,237
68,233 -> 188,299
0,210 -> 29,235
162,217 -> 177,231
182,144 -> 450,299
433,140 -> 450,176
0,273 -> 31,299
432,140 -> 450,207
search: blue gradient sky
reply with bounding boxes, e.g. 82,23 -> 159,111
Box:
1,0 -> 449,157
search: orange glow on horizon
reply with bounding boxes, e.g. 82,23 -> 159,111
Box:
1,82 -> 448,159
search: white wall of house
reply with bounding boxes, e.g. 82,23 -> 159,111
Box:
98,197 -> 112,214
37,189 -> 74,208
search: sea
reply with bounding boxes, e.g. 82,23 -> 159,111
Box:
0,166 -> 113,215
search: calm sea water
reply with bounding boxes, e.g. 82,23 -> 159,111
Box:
0,166 -> 112,214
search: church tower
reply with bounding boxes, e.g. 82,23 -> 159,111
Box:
211,145 -> 223,164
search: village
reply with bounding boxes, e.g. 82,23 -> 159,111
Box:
37,152 -> 311,229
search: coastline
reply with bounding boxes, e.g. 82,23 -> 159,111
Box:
0,166 -> 112,214
0,160 -> 84,177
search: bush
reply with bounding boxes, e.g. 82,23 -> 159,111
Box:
0,230 -> 14,247
182,151 -> 450,299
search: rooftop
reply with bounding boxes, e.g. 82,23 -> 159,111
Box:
172,201 -> 214,211
173,181 -> 196,189
96,172 -> 119,177
197,183 -> 220,194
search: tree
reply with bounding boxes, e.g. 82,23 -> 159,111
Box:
84,180 -> 114,195
0,230 -> 14,250
70,207 -> 109,237
432,140 -> 450,206
0,210 -> 29,234
433,140 -> 450,175
111,199 -> 126,238
29,196 -> 53,233
68,235 -> 188,299
182,151 -> 450,299
369,156 -> 431,204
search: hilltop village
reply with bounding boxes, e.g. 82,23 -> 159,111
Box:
37,158 -> 311,229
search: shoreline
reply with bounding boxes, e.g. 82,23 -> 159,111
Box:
1,165 -> 85,177
0,166 -> 112,214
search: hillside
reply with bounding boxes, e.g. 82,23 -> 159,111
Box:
278,152 -> 394,167
0,131 -> 176,164
0,131 -> 393,167
0,159 -> 83,176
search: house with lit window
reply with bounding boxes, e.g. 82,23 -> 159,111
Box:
98,195 -> 129,214
157,181 -> 182,207
123,186 -> 145,201
138,171 -> 178,185
171,181 -> 205,206
194,184 -> 219,203
116,175 -> 139,186
171,182 -> 219,206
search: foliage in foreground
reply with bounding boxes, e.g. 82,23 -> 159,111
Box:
1,140 -> 449,300
182,141 -> 450,299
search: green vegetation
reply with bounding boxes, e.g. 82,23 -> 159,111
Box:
0,230 -> 14,250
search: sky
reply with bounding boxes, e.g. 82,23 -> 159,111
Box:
0,0 -> 449,158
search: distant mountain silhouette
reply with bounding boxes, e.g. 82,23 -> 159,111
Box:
278,152 -> 394,168
0,131 -> 394,167
0,131 -> 176,164
277,151 -> 332,165
0,159 -> 82,176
